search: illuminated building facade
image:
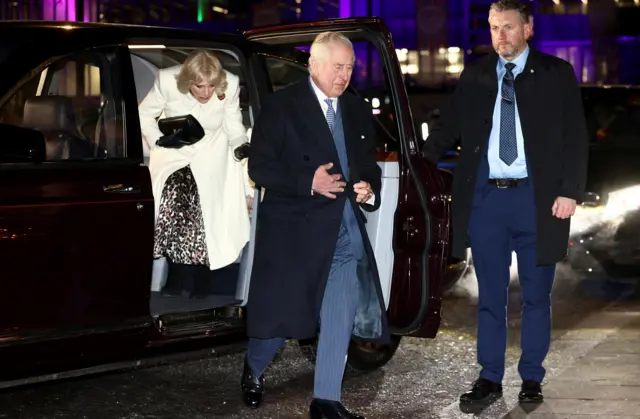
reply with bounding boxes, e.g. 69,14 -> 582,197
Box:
0,0 -> 638,84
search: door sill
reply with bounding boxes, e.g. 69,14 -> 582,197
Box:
156,306 -> 244,337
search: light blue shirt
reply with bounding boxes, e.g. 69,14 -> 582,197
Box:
487,45 -> 530,179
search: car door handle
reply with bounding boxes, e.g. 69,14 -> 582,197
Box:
102,184 -> 141,194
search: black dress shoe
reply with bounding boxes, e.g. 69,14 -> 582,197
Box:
519,380 -> 543,403
309,399 -> 365,419
459,378 -> 503,403
240,358 -> 264,408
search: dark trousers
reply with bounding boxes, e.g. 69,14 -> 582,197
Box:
469,178 -> 556,383
246,224 -> 361,402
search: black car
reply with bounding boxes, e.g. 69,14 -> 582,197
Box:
0,18 -> 459,388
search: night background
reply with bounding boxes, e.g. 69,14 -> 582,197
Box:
3,0 -> 640,85
2,2 -> 640,418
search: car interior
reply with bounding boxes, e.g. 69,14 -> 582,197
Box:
0,53 -> 118,162
129,46 -> 258,317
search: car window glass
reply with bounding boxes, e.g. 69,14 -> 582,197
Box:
0,48 -> 125,162
263,48 -> 399,155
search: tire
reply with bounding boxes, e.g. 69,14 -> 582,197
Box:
443,248 -> 472,292
347,335 -> 402,371
298,335 -> 402,372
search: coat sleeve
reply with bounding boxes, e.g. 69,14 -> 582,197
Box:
222,72 -> 249,149
248,94 -> 316,197
358,99 -> 382,212
421,69 -> 467,164
558,61 -> 589,201
138,71 -> 167,151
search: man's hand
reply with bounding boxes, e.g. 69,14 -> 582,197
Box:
552,196 -> 576,219
247,195 -> 254,212
312,163 -> 346,199
354,181 -> 373,204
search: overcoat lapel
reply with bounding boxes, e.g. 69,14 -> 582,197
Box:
291,82 -> 342,172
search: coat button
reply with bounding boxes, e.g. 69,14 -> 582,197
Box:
303,155 -> 310,161
484,118 -> 489,124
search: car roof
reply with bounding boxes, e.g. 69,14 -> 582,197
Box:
0,20 -> 262,51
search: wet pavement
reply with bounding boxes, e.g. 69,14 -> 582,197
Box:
3,258 -> 640,419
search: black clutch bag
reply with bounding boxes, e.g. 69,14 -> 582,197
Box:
156,114 -> 205,149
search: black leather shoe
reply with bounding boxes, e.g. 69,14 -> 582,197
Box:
309,398 -> 365,419
460,378 -> 503,403
240,358 -> 264,408
519,380 -> 543,403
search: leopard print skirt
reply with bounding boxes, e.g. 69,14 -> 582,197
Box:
153,165 -> 209,266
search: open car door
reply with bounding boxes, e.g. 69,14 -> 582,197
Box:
244,18 -> 452,343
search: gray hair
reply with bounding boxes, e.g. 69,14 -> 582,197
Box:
308,31 -> 354,72
490,0 -> 532,23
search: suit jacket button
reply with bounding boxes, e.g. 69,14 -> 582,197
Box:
303,155 -> 310,161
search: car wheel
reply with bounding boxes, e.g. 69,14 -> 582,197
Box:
298,335 -> 402,372
443,248 -> 472,292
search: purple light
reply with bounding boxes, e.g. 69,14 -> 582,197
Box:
340,0 -> 351,18
617,36 -> 640,43
43,0 -> 76,21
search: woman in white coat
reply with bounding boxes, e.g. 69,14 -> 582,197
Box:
139,49 -> 252,299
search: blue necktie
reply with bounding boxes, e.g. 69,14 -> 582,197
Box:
325,98 -> 349,179
500,62 -> 517,166
325,98 -> 335,133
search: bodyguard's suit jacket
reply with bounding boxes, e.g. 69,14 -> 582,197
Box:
246,80 -> 389,343
423,46 -> 589,265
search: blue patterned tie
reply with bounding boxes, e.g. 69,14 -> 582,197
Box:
500,62 -> 517,166
325,98 -> 335,133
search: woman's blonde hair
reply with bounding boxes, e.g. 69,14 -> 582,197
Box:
176,49 -> 228,96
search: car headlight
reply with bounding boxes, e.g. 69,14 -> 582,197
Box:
603,185 -> 640,219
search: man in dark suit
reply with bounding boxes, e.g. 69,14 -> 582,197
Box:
423,0 -> 588,405
240,31 -> 387,419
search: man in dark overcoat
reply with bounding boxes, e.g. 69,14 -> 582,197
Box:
240,31 -> 387,419
422,0 -> 589,405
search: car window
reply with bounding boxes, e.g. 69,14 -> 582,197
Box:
262,50 -> 400,155
0,47 -> 125,161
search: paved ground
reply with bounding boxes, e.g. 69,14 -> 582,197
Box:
1,263 -> 640,418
